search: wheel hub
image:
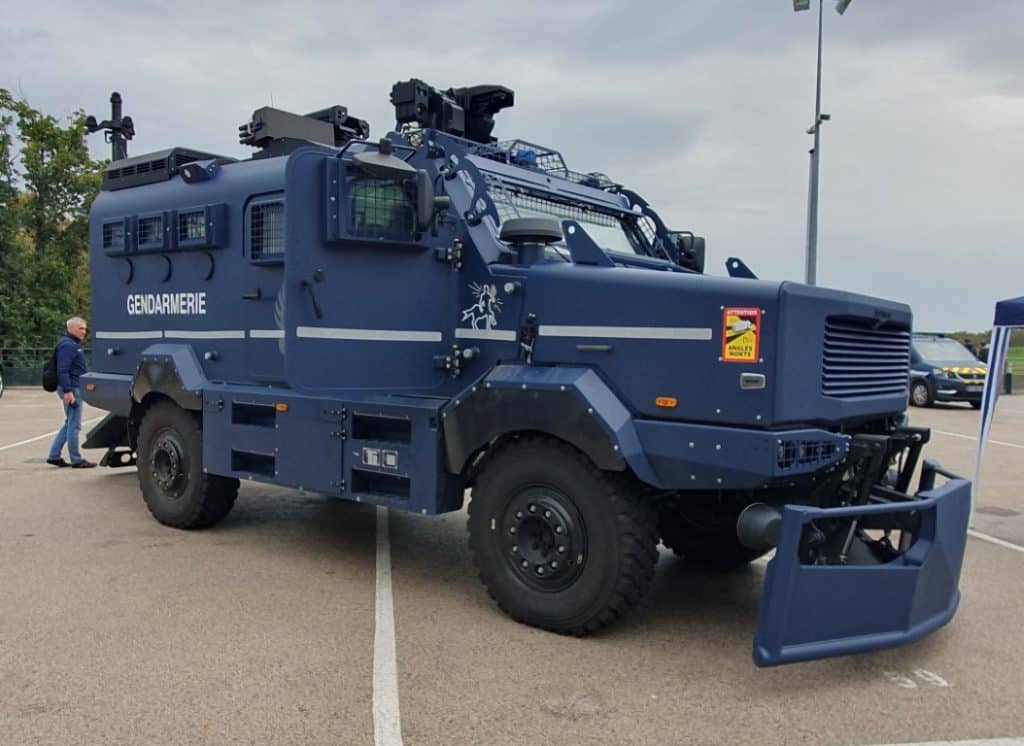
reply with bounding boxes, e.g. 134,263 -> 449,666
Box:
151,433 -> 186,497
501,488 -> 586,591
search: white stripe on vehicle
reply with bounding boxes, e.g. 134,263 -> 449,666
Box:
454,328 -> 517,342
164,330 -> 246,340
94,330 -> 164,340
538,324 -> 713,341
297,326 -> 442,343
249,329 -> 285,339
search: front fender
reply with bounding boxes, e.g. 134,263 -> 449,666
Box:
131,343 -> 207,411
442,364 -> 658,483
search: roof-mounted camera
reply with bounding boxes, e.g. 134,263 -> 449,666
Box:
390,79 -> 514,144
239,105 -> 370,157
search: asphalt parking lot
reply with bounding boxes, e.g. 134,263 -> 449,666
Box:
1,389 -> 1022,745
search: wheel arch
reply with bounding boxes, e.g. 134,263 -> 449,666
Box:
442,365 -> 658,485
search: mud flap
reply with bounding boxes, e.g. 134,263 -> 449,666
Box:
753,462 -> 971,667
83,413 -> 129,450
83,413 -> 136,467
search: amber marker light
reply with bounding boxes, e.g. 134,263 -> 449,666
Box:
655,396 -> 678,408
85,383 -> 97,391
275,403 -> 289,412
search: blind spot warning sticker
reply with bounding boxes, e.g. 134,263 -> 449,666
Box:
722,307 -> 760,363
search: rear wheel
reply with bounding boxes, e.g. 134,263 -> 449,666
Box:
468,436 -> 658,635
137,400 -> 238,528
910,380 -> 933,407
659,496 -> 767,571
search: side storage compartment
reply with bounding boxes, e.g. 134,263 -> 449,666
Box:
201,389 -> 344,494
199,388 -> 463,513
345,398 -> 463,515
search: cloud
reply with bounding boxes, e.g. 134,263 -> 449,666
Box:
2,0 -> 1021,330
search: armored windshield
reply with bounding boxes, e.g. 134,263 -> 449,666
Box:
487,182 -> 651,258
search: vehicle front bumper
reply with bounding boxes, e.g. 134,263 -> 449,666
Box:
930,376 -> 985,403
753,460 -> 970,666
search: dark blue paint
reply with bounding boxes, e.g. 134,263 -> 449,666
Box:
82,109 -> 970,665
753,468 -> 970,666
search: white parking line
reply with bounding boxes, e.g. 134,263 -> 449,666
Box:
0,417 -> 104,453
932,428 -> 1024,450
968,529 -> 1024,555
373,506 -> 403,746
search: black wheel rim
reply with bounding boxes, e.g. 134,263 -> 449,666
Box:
501,486 -> 587,592
150,428 -> 188,499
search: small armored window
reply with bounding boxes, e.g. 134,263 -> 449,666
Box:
250,201 -> 285,260
178,210 -> 207,242
349,179 -> 415,239
102,220 -> 126,251
137,215 -> 164,248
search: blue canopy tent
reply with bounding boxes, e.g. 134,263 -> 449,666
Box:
974,296 -> 1024,500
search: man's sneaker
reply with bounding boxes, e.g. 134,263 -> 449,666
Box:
46,457 -> 70,467
71,460 -> 97,469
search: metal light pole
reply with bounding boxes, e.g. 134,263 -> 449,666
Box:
794,0 -> 852,286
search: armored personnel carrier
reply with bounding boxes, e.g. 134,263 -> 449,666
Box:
82,80 -> 970,666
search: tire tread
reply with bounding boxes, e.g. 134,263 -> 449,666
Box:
468,435 -> 658,636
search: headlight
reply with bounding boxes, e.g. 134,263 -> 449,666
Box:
931,367 -> 946,377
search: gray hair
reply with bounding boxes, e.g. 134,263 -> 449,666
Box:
66,316 -> 86,329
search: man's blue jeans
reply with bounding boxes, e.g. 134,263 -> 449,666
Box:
48,387 -> 83,464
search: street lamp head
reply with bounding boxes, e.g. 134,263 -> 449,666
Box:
793,0 -> 811,11
835,0 -> 853,15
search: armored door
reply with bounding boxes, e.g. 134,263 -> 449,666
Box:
242,193 -> 287,382
284,151 -> 458,394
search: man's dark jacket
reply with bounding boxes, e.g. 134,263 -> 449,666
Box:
55,333 -> 87,391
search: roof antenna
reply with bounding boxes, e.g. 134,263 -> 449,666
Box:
85,92 -> 135,162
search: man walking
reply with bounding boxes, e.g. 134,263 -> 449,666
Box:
46,317 -> 96,468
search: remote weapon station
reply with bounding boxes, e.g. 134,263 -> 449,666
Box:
83,82 -> 970,666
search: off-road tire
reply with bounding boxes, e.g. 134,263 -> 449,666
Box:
659,499 -> 767,571
467,435 -> 658,635
137,400 -> 239,528
910,380 -> 933,408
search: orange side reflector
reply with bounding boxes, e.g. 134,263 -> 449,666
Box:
85,383 -> 96,391
655,396 -> 677,408
275,403 -> 289,412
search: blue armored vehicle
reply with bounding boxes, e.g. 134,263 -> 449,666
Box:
82,81 -> 970,666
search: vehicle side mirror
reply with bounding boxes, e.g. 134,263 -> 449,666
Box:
672,232 -> 705,273
415,170 -> 450,232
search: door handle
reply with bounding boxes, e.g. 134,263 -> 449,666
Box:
241,288 -> 262,300
300,270 -> 325,320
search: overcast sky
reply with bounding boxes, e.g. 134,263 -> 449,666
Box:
3,1 -> 1021,331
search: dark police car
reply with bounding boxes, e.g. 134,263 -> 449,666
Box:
909,333 -> 987,408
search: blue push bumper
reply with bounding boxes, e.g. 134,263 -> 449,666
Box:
753,461 -> 970,667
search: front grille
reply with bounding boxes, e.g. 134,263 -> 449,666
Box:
822,317 -> 910,399
777,439 -> 840,471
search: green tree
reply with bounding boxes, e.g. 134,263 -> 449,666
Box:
0,90 -> 102,347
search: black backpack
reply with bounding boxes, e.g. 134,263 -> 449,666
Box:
42,344 -> 59,392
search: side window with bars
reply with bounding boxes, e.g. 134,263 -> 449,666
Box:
246,197 -> 285,262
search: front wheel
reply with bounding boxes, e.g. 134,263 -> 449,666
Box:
910,380 -> 933,407
468,436 -> 658,635
137,400 -> 239,528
